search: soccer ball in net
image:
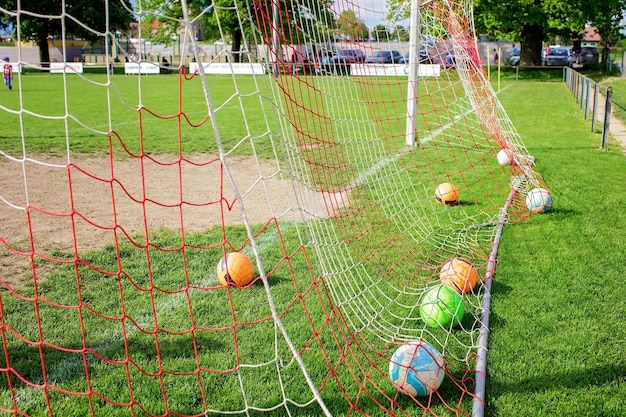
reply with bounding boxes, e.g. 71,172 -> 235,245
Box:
216,252 -> 255,287
389,341 -> 445,397
496,149 -> 512,166
525,187 -> 552,214
420,285 -> 465,329
439,257 -> 479,295
434,182 -> 460,205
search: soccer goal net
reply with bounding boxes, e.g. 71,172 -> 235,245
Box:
0,0 -> 548,416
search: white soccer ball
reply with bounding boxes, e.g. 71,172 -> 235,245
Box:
496,149 -> 511,166
389,341 -> 445,397
525,187 -> 553,213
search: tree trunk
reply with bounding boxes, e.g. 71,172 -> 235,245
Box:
520,23 -> 544,66
231,28 -> 242,63
38,34 -> 51,69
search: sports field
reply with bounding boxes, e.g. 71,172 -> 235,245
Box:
0,71 -> 624,416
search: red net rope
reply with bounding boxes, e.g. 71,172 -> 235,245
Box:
0,0 -> 549,416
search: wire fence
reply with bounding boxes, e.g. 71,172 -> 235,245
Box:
563,67 -> 612,148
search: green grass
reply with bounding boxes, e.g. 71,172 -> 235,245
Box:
0,73 -> 274,157
0,71 -> 503,417
602,77 -> 626,123
0,71 -> 625,416
487,79 -> 626,416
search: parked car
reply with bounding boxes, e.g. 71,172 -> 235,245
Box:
336,49 -> 366,63
365,50 -> 404,64
571,46 -> 599,68
399,49 -> 431,64
543,46 -> 571,66
319,50 -> 351,75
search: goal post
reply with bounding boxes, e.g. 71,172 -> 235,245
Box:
405,0 -> 421,146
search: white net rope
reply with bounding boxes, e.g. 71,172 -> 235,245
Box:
0,0 -> 546,416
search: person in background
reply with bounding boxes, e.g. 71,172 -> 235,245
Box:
290,51 -> 298,75
511,43 -> 520,56
2,56 -> 12,91
492,48 -> 499,65
445,50 -> 455,68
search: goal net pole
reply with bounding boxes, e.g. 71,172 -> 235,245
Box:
472,185 -> 518,417
405,0 -> 422,146
271,0 -> 280,78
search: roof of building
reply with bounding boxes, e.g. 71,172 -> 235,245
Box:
583,27 -> 601,42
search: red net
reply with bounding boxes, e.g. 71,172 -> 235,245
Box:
0,0 -> 549,416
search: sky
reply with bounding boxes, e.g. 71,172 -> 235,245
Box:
333,0 -> 406,29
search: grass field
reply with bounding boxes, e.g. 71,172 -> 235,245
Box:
488,78 -> 626,416
0,72 -> 275,157
603,76 -> 626,122
0,70 -> 625,417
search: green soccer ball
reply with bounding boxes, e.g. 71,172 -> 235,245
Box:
420,285 -> 465,329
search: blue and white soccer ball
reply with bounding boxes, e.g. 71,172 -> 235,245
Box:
525,187 -> 553,213
389,341 -> 445,397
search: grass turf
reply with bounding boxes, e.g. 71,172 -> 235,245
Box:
0,71 -> 625,416
487,79 -> 626,417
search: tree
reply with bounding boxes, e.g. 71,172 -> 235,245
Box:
473,0 -> 626,66
338,9 -> 368,41
230,0 -> 338,59
391,25 -> 409,42
142,0 -> 336,63
372,24 -> 390,42
385,0 -> 626,66
0,0 -> 133,68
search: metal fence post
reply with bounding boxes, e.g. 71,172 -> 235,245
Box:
601,87 -> 612,149
591,83 -> 598,132
580,78 -> 589,109
584,80 -> 591,119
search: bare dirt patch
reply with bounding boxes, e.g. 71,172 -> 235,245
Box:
1,153 -> 324,285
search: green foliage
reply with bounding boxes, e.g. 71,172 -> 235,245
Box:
473,0 -> 626,42
0,0 -> 133,65
386,0 -> 409,23
391,25 -> 410,42
371,24 -> 390,42
0,0 -> 133,42
338,9 -> 368,41
251,0 -> 337,44
472,0 -> 626,65
140,0 -> 337,60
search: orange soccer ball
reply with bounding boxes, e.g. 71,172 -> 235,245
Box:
439,257 -> 479,294
435,183 -> 460,205
216,252 -> 255,287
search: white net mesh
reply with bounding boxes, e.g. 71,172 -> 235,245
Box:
0,0 -> 547,415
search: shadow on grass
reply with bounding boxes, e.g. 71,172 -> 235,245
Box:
488,362 -> 626,395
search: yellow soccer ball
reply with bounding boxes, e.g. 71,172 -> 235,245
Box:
439,257 -> 479,295
435,183 -> 460,205
217,252 -> 255,287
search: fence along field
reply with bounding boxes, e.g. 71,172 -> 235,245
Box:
0,0 -> 552,416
